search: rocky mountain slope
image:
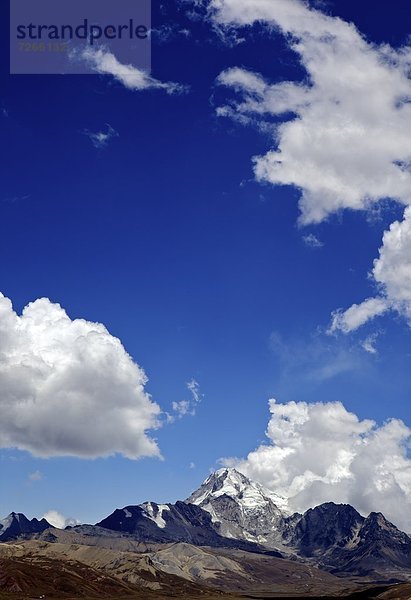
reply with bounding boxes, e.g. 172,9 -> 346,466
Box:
284,503 -> 411,576
95,499 -> 271,553
0,513 -> 50,542
96,501 -> 222,546
2,467 -> 411,588
186,467 -> 290,547
184,469 -> 411,577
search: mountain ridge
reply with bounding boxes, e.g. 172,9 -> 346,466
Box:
92,467 -> 411,577
0,512 -> 51,542
2,468 -> 411,581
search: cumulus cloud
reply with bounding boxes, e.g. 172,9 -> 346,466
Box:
208,0 -> 411,330
330,206 -> 411,331
213,0 -> 411,224
223,399 -> 411,532
83,123 -> 118,149
0,293 -> 161,459
372,206 -> 411,321
43,510 -> 80,529
81,47 -> 186,94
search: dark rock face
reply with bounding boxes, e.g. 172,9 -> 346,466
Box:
96,500 -> 265,552
286,502 -> 364,556
331,511 -> 411,575
0,513 -> 51,542
97,501 -> 221,545
284,503 -> 411,575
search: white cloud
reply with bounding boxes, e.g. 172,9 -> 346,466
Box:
330,206 -> 411,331
302,233 -> 323,248
373,206 -> 411,321
361,333 -> 379,355
28,470 -> 43,482
83,123 -> 118,149
172,399 -> 194,417
43,510 -> 80,529
81,48 -> 186,94
187,378 -> 202,403
0,293 -> 161,459
171,378 -> 203,419
223,399 -> 411,532
151,24 -> 191,44
329,297 -> 389,334
213,0 -> 411,224
209,0 -> 411,330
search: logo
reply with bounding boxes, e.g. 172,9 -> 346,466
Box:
10,0 -> 151,75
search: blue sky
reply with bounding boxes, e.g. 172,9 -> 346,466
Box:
1,0 -> 411,530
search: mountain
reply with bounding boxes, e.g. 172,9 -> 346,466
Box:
95,499 -> 267,552
2,468 -> 411,584
93,468 -> 411,578
186,467 -> 291,548
284,503 -> 411,576
185,469 -> 411,577
286,502 -> 365,557
96,501 -> 223,546
0,513 -> 51,542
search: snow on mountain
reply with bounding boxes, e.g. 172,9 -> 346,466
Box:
188,468 -> 290,513
96,500 -> 260,550
185,468 -> 411,573
140,502 -> 171,529
0,513 -> 15,535
0,512 -> 51,541
186,468 -> 291,547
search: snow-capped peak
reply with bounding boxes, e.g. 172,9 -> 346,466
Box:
0,512 -> 51,541
185,468 -> 290,547
0,513 -> 15,532
187,467 -> 290,515
0,512 -> 26,532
